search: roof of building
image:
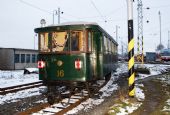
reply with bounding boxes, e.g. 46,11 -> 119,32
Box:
0,47 -> 38,52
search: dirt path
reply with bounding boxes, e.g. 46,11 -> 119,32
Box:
131,74 -> 170,115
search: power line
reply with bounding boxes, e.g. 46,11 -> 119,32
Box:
149,4 -> 170,9
19,0 -> 70,22
19,0 -> 52,14
89,0 -> 106,22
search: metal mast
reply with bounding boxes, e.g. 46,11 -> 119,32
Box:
137,0 -> 144,64
159,11 -> 162,45
168,31 -> 170,49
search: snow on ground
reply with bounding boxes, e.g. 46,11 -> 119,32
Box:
0,70 -> 39,88
136,64 -> 170,80
156,73 -> 170,112
0,87 -> 44,105
135,84 -> 145,101
0,63 -> 170,114
156,74 -> 170,85
66,73 -> 118,115
0,69 -> 41,105
65,63 -> 127,114
115,62 -> 128,75
162,99 -> 170,112
107,63 -> 170,115
107,83 -> 144,115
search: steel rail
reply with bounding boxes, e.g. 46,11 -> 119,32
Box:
0,81 -> 43,95
17,78 -> 110,115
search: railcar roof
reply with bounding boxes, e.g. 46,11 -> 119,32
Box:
35,21 -> 118,45
48,21 -> 98,27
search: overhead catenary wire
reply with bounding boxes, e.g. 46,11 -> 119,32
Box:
18,0 -> 127,24
18,0 -> 170,33
19,0 -> 51,14
89,0 -> 107,22
19,0 -> 71,22
149,4 -> 170,9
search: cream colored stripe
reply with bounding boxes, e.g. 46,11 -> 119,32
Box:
128,38 -> 134,52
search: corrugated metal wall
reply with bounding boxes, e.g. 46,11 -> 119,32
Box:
0,48 -> 14,70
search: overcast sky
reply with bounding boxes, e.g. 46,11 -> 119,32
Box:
0,0 -> 170,53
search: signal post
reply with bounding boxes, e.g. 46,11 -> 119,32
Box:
127,0 -> 135,97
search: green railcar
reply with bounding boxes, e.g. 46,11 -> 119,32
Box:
35,22 -> 118,82
35,22 -> 118,104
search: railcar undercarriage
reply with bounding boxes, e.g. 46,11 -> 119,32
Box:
44,73 -> 111,105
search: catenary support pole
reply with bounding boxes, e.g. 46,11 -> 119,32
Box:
58,7 -> 60,24
127,0 -> 135,97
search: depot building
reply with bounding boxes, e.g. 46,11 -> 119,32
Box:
0,48 -> 38,70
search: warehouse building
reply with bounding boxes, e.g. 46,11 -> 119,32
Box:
0,48 -> 38,70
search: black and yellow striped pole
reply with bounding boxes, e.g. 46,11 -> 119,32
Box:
127,0 -> 135,97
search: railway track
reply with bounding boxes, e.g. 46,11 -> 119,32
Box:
17,79 -> 109,115
0,81 -> 43,95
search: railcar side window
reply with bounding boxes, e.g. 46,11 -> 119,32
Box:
115,45 -> 118,54
52,32 -> 68,52
111,42 -> 114,53
104,36 -> 107,52
114,44 -> 117,54
110,41 -> 112,53
71,31 -> 84,51
107,39 -> 111,53
40,33 -> 49,52
88,31 -> 92,52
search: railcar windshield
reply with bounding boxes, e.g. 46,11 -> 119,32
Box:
52,32 -> 68,52
40,33 -> 50,52
39,30 -> 85,52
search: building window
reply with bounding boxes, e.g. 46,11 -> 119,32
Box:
21,54 -> 25,63
26,54 -> 30,63
32,54 -> 36,63
14,54 -> 20,63
36,54 -> 38,62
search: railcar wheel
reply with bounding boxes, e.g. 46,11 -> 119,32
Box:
85,82 -> 93,97
60,86 -> 74,106
47,94 -> 55,105
105,73 -> 111,81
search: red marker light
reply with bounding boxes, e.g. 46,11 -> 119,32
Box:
75,59 -> 82,70
38,61 -> 45,68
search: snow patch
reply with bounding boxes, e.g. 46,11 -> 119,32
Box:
66,72 -> 119,114
0,70 -> 39,88
136,64 -> 170,80
0,70 -> 40,104
162,99 -> 170,112
0,87 -> 42,104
